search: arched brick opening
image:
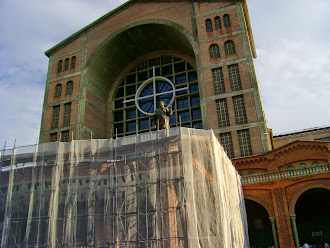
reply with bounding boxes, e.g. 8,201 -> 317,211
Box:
244,194 -> 274,217
288,183 -> 330,215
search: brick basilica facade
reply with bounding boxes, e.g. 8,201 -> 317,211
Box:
38,1 -> 330,247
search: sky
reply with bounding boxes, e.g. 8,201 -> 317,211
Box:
0,0 -> 329,148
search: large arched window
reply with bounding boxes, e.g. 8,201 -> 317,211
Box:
224,40 -> 236,55
209,44 -> 220,59
205,19 -> 213,33
112,56 -> 202,137
55,84 -> 62,97
214,16 -> 222,30
223,14 -> 231,28
57,60 -> 63,73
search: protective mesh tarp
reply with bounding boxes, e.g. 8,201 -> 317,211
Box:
0,127 -> 249,247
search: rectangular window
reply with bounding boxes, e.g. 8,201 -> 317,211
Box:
228,64 -> 242,91
232,95 -> 247,124
212,67 -> 225,94
62,130 -> 69,142
50,133 -> 57,142
52,105 -> 60,129
216,99 -> 230,127
220,132 -> 234,159
63,103 -> 71,127
237,129 -> 252,157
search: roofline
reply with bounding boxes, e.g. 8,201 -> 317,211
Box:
45,0 -> 255,57
45,0 -> 134,57
274,125 -> 330,139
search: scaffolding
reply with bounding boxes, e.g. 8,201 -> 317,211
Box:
0,127 -> 249,248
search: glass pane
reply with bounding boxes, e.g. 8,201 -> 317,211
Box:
116,87 -> 124,98
126,121 -> 136,132
174,62 -> 185,73
138,71 -> 148,82
162,65 -> 173,76
127,85 -> 136,96
149,58 -> 160,67
114,123 -> 123,134
190,96 -> 200,107
161,56 -> 172,65
175,74 -> 187,85
193,121 -> 203,129
188,71 -> 197,82
156,81 -> 172,94
192,109 -> 202,120
178,111 -> 190,122
189,84 -> 199,93
114,111 -> 123,122
139,119 -> 149,130
126,109 -> 136,120
139,97 -> 154,114
126,74 -> 136,84
177,98 -> 189,109
115,100 -> 124,109
140,83 -> 154,97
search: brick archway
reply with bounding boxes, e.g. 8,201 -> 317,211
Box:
288,183 -> 330,215
244,194 -> 274,217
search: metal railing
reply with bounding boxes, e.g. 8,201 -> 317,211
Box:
241,164 -> 330,184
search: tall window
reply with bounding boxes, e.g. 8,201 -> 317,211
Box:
55,84 -> 62,97
238,129 -> 252,157
224,40 -> 236,55
63,103 -> 71,126
212,67 -> 225,94
205,19 -> 213,32
223,14 -> 231,28
228,64 -> 242,91
57,60 -> 63,73
66,81 -> 73,94
71,56 -> 76,69
216,99 -> 230,127
113,56 -> 202,137
220,132 -> 234,159
52,105 -> 60,129
64,58 -> 70,70
209,44 -> 220,59
62,130 -> 70,142
50,133 -> 58,142
214,16 -> 222,30
232,95 -> 247,124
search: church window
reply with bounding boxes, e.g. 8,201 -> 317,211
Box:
55,84 -> 62,97
52,105 -> 60,129
223,14 -> 231,28
61,130 -> 69,142
50,133 -> 58,142
220,132 -> 234,158
71,56 -> 76,69
232,95 -> 247,124
57,60 -> 63,73
228,64 -> 242,91
209,44 -> 220,59
299,163 -> 307,168
63,103 -> 71,126
205,19 -> 213,32
112,56 -> 202,136
224,40 -> 236,55
64,58 -> 70,70
216,98 -> 230,127
214,16 -> 222,30
212,67 -> 225,94
66,81 -> 73,94
238,129 -> 252,157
